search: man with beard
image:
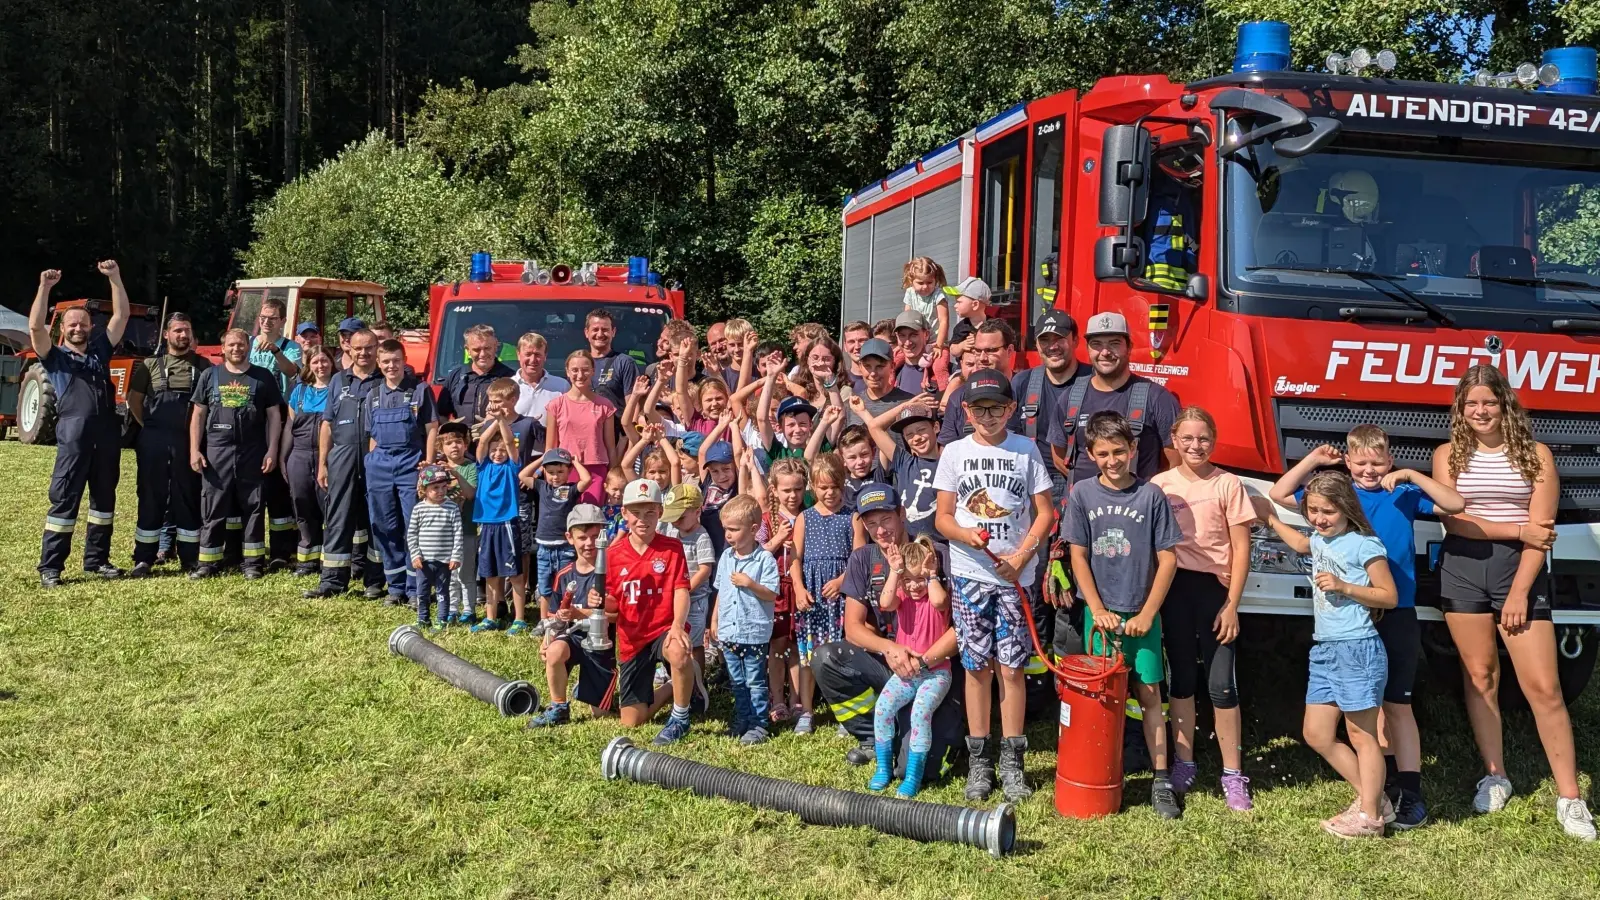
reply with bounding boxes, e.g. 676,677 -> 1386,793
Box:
585,309 -> 640,409
126,313 -> 212,576
189,329 -> 283,579
304,328 -> 388,599
31,262 -> 129,587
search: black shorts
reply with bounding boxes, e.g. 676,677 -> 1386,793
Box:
556,632 -> 617,709
1439,535 -> 1553,622
617,633 -> 669,709
1374,606 -> 1419,705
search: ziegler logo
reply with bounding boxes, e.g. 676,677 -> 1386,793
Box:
1274,376 -> 1320,396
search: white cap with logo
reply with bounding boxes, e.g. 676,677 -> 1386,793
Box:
622,478 -> 663,507
1084,311 -> 1130,338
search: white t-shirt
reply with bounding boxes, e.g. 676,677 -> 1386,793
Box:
513,370 -> 570,422
932,431 -> 1054,586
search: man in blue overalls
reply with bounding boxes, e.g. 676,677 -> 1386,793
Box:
365,339 -> 438,604
30,262 -> 129,588
304,328 -> 387,599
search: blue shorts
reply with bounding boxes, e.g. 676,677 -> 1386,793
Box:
1306,636 -> 1388,712
477,520 -> 524,579
536,544 -> 576,601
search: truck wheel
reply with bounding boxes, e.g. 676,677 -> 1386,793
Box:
16,367 -> 57,445
1421,621 -> 1597,708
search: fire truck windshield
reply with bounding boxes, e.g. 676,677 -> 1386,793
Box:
430,300 -> 671,382
1224,131 -> 1600,323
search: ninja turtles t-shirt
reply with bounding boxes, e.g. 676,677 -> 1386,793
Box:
932,432 -> 1053,586
1063,477 -> 1183,614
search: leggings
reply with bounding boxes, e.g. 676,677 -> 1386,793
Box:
1162,568 -> 1240,709
873,666 -> 953,752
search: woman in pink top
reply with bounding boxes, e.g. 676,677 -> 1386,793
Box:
866,536 -> 951,799
544,350 -> 618,505
1430,365 -> 1593,839
1150,406 -> 1255,811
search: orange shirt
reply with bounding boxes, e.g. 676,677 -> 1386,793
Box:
1149,467 -> 1254,584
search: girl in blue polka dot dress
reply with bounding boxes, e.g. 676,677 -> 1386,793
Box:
791,452 -> 853,736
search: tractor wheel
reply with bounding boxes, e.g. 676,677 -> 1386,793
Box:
16,366 -> 57,445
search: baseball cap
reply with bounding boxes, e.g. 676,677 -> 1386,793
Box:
965,368 -> 1014,404
662,482 -> 704,524
566,503 -> 607,530
1083,311 -> 1130,338
858,338 -> 894,362
622,478 -> 663,507
438,421 -> 471,441
890,407 -> 937,434
854,482 -> 899,514
1034,310 -> 1077,339
777,396 -> 817,421
296,322 -> 320,337
338,316 -> 366,333
417,465 -> 452,489
680,432 -> 705,459
894,310 -> 928,332
943,276 -> 992,303
704,441 -> 734,465
538,447 -> 575,468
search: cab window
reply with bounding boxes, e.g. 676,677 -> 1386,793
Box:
978,128 -> 1027,337
1140,139 -> 1203,294
1026,118 -> 1065,344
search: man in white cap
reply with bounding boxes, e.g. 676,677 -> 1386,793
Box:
605,478 -> 697,745
1046,311 -> 1180,487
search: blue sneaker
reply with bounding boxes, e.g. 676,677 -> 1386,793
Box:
505,619 -> 532,637
652,715 -> 692,746
526,703 -> 571,729
1392,790 -> 1428,830
455,611 -> 474,625
470,618 -> 502,633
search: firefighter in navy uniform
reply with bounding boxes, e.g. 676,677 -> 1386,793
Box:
304,328 -> 387,599
126,313 -> 212,576
30,262 -> 130,588
437,323 -> 512,436
188,329 -> 283,579
365,339 -> 438,604
1143,142 -> 1202,292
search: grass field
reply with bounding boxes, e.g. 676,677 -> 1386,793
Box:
1,442 -> 1597,899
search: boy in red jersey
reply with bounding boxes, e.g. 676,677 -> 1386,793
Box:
606,478 -> 696,744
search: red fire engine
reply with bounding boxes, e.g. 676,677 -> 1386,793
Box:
841,27 -> 1600,697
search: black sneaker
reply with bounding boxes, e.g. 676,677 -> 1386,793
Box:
1151,779 -> 1183,820
128,562 -> 153,579
189,565 -> 219,580
91,564 -> 124,579
1392,790 -> 1429,831
845,740 -> 875,766
39,570 -> 62,589
242,568 -> 264,581
302,584 -> 339,599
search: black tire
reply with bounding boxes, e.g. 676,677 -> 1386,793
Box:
16,365 -> 56,445
1421,621 -> 1597,708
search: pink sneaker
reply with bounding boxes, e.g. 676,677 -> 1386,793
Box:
1322,807 -> 1385,839
1221,773 -> 1253,811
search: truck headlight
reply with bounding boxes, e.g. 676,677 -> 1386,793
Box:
1250,523 -> 1312,575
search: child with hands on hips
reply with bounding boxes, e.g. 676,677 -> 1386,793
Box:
867,536 -> 952,798
1257,470 -> 1398,839
407,466 -> 464,630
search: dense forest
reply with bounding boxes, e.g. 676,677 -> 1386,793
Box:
4,1 -> 1597,332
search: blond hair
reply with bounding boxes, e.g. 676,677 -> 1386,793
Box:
900,535 -> 939,575
810,451 -> 846,487
902,256 -> 948,290
487,377 -> 518,402
1170,405 -> 1217,440
720,494 -> 762,528
766,458 -> 809,524
723,318 -> 754,345
1345,423 -> 1390,456
517,332 -> 548,352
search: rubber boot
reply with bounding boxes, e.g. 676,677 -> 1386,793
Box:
964,736 -> 995,802
999,735 -> 1033,801
897,750 -> 929,799
867,740 -> 894,791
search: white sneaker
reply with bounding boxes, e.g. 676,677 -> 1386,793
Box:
1473,774 -> 1514,813
1557,797 -> 1597,841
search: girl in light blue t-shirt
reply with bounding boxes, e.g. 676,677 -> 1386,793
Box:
1259,470 -> 1398,839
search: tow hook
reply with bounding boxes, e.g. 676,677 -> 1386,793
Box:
1559,626 -> 1585,661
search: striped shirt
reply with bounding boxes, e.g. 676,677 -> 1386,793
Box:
1456,449 -> 1535,524
407,499 -> 465,564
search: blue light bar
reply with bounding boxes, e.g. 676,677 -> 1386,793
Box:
1234,21 -> 1291,73
627,256 -> 649,285
469,251 -> 493,283
1540,46 -> 1597,95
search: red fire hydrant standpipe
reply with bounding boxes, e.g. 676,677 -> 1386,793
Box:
974,527 -> 1131,818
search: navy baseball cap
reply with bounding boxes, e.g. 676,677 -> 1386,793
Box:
704,441 -> 734,464
296,321 -> 320,337
965,368 -> 1014,404
539,448 -> 575,467
777,396 -> 817,421
858,338 -> 894,362
338,316 -> 366,333
890,407 -> 937,433
854,482 -> 899,514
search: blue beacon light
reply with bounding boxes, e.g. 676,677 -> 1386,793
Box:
469,251 -> 493,283
1234,21 -> 1291,74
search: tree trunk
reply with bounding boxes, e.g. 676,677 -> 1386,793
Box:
284,0 -> 299,179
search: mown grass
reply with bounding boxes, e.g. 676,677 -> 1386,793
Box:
0,442 -> 1596,899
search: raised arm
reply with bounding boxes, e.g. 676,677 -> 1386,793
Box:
99,260 -> 130,346
29,270 -> 59,358
756,369 -> 779,449
671,337 -> 696,423
1269,444 -> 1341,508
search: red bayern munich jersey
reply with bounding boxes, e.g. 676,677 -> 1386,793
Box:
606,532 -> 690,662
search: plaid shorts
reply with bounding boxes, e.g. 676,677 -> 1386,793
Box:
951,577 -> 1032,672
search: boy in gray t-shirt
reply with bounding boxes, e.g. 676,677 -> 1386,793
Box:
1063,411 -> 1183,820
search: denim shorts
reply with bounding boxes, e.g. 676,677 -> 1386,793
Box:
1306,636 -> 1388,712
535,544 -> 576,601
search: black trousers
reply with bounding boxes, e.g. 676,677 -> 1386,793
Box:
133,429 -> 200,567
39,415 -> 120,574
199,444 -> 266,572
317,444 -> 383,592
812,640 -> 967,776
264,469 -> 298,563
285,447 -> 325,566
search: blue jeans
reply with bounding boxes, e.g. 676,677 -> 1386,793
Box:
415,559 -> 453,624
536,544 -> 576,604
723,641 -> 770,733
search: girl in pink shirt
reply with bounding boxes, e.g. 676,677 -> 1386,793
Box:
545,350 -> 618,504
867,536 -> 951,799
1149,406 -> 1256,811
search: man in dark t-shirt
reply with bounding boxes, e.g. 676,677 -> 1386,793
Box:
1046,312 -> 1180,485
846,338 -> 915,450
586,309 -> 642,409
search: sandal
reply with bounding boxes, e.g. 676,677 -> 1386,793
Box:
769,704 -> 791,723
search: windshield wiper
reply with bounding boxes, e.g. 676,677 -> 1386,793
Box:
1475,272 -> 1600,318
1245,265 -> 1456,326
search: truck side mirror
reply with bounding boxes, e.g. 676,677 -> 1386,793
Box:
1098,125 -> 1151,228
1094,234 -> 1146,281
1184,273 -> 1209,302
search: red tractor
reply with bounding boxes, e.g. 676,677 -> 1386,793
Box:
1,298 -> 161,445
203,277 -> 423,370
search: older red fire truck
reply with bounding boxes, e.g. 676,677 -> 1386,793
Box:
841,26 -> 1600,697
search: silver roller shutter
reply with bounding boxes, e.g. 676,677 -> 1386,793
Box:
842,219 -> 873,329
869,203 -> 912,323
911,181 -> 961,284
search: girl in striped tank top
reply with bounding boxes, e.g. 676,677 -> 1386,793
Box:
1430,365 -> 1593,840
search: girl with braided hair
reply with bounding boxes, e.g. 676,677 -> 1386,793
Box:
749,455 -> 809,727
